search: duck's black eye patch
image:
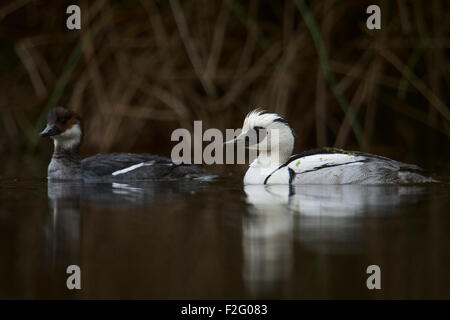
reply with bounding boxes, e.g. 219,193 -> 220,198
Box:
244,126 -> 266,146
254,126 -> 265,144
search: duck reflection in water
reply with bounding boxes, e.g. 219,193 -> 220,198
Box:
242,184 -> 428,297
45,181 -> 82,268
44,180 -> 208,267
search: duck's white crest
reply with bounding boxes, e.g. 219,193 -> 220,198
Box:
242,109 -> 281,132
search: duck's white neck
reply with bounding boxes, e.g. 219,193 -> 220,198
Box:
253,132 -> 294,168
254,149 -> 290,168
48,125 -> 83,180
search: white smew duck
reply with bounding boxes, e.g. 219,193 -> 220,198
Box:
225,109 -> 436,185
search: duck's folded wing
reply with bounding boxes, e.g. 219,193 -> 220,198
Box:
285,149 -> 432,184
81,153 -> 211,181
286,152 -> 367,175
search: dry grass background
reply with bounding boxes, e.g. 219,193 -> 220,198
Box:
0,0 -> 449,176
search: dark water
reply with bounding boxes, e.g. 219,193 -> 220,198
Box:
1,175 -> 450,299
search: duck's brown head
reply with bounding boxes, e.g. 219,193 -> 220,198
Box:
40,107 -> 83,149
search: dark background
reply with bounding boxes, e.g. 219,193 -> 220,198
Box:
0,0 -> 449,178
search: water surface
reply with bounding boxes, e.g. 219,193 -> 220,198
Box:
1,176 -> 450,299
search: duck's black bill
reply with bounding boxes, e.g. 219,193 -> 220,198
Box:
39,124 -> 59,137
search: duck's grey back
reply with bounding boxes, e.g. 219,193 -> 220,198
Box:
286,149 -> 436,185
81,153 -> 213,182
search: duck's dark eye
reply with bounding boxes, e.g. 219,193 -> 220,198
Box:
251,126 -> 266,144
60,114 -> 71,124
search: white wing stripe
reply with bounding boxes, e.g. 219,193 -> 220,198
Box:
111,161 -> 154,176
